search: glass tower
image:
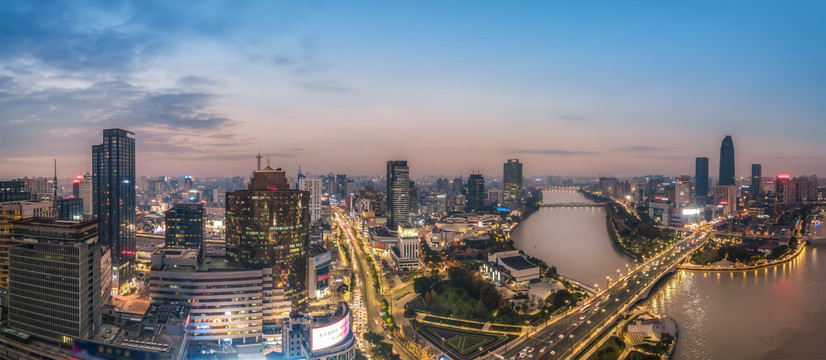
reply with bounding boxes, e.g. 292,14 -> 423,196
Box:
503,159 -> 523,210
386,160 -> 410,229
92,128 -> 135,290
719,135 -> 735,185
695,157 -> 709,203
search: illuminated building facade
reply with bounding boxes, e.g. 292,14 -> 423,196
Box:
298,176 -> 323,223
386,160 -> 410,229
92,128 -> 136,290
226,166 -> 309,311
719,135 -> 735,186
0,200 -> 53,291
751,164 -> 762,201
503,159 -> 523,210
281,302 -> 355,360
164,203 -> 205,249
149,248 -> 291,344
8,218 -> 101,344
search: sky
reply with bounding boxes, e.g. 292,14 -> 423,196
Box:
1,1 -> 825,180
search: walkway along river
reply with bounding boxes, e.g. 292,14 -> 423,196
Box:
512,189 -> 826,359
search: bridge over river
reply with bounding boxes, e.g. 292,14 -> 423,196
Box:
492,233 -> 708,360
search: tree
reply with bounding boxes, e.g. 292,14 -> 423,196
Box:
413,276 -> 432,295
551,289 -> 571,309
338,283 -> 349,293
546,266 -> 558,278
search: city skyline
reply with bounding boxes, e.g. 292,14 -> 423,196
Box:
1,1 -> 825,178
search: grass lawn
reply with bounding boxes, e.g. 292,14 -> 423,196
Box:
422,315 -> 485,329
488,324 -> 522,333
626,350 -> 660,360
430,286 -> 490,320
419,324 -> 510,359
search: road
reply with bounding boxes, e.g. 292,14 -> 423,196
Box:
333,208 -> 418,360
498,233 -> 708,360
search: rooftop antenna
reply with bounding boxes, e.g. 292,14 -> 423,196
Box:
256,148 -> 262,171
53,159 -> 58,220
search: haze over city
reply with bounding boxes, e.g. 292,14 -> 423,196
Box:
2,1 -> 825,178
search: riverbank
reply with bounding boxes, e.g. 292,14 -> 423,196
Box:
678,242 -> 806,272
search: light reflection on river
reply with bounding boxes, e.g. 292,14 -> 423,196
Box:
645,246 -> 826,360
513,190 -> 825,359
511,190 -> 633,289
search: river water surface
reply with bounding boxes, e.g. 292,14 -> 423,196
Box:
512,190 -> 826,360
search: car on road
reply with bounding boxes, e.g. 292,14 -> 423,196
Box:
558,333 -> 565,339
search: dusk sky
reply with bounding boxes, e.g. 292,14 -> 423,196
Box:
1,1 -> 824,179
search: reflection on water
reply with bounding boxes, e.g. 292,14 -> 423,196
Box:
644,246 -> 826,360
512,190 -> 633,289
514,190 -> 825,359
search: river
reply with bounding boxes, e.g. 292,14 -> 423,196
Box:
511,189 -> 633,288
512,189 -> 826,360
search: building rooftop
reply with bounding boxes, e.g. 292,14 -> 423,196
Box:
499,255 -> 538,271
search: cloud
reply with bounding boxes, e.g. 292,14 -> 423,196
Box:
614,146 -> 668,152
177,76 -> 222,88
297,81 -> 352,93
506,148 -> 596,156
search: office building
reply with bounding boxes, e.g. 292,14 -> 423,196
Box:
299,176 -> 323,223
76,173 -> 93,217
226,165 -> 309,310
466,174 -> 486,211
164,203 -> 205,249
57,198 -> 84,220
776,174 -> 792,206
335,174 -> 347,200
695,157 -> 709,204
0,200 -> 53,291
308,245 -> 331,300
391,225 -> 420,271
92,128 -> 136,290
149,248 -> 289,343
719,135 -> 735,185
386,160 -> 411,229
751,164 -> 762,201
0,180 -> 31,202
8,218 -> 101,344
503,159 -> 523,210
280,302 -> 355,360
674,175 -> 692,208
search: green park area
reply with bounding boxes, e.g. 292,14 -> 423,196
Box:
417,323 -> 511,360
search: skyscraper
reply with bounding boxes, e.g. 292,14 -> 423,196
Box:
386,160 -> 410,229
164,203 -> 205,249
467,174 -> 486,211
719,135 -> 735,185
226,165 -> 309,310
92,128 -> 135,290
695,157 -> 709,204
751,164 -> 762,201
8,218 -> 101,343
503,159 -> 523,210
298,176 -> 323,223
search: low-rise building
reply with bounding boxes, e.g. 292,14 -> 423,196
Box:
390,226 -> 420,271
282,302 -> 356,360
624,316 -> 678,346
482,250 -> 540,285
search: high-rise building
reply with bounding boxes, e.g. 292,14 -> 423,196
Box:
0,180 -> 30,202
503,159 -> 523,210
299,176 -> 323,223
335,174 -> 347,200
0,200 -> 53,291
386,161 -> 410,229
8,218 -> 101,344
776,174 -> 792,206
308,245 -> 331,300
674,175 -> 692,208
226,165 -> 309,310
391,226 -> 420,271
164,203 -> 205,249
751,164 -> 762,201
57,198 -> 84,220
695,157 -> 709,204
92,128 -> 136,290
76,173 -> 93,217
600,177 -> 619,199
467,174 -> 486,211
719,136 -> 735,186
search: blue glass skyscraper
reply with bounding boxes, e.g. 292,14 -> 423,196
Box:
92,128 -> 136,291
719,136 -> 735,185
